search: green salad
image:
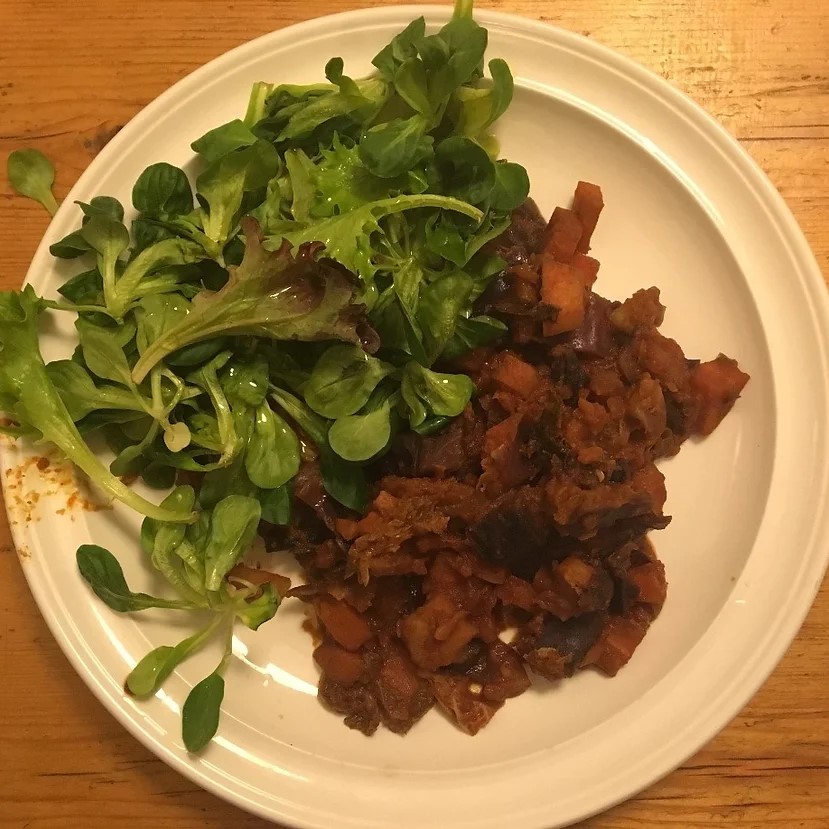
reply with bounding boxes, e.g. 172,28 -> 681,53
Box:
3,0 -> 527,750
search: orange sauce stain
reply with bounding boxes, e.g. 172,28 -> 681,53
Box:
2,450 -> 112,531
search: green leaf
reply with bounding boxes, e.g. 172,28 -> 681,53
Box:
191,119 -> 258,164
187,411 -> 222,450
270,194 -> 483,286
133,163 -> 194,218
127,646 -> 179,696
126,619 -> 219,697
235,583 -> 280,630
78,196 -> 125,223
329,395 -> 394,462
187,353 -> 242,468
244,81 -> 273,127
0,288 -> 193,522
258,484 -> 291,525
50,230 -> 92,259
264,344 -> 311,394
131,216 -> 176,255
110,237 -> 205,320
283,149 -> 316,223
441,314 -> 507,360
50,198 -> 124,259
275,77 -> 388,143
76,317 -> 139,390
432,11 -> 488,95
370,293 -> 427,364
80,214 -> 130,260
372,17 -> 426,79
483,58 -> 513,126
199,459 -> 257,508
401,361 -> 473,426
109,434 -> 155,479
425,210 -> 511,269
141,461 -> 178,489
412,415 -> 452,436
400,376 -> 426,427
196,140 -> 280,249
197,411 -> 255,508
131,220 -> 369,383
309,137 -> 409,218
146,484 -> 195,551
245,402 -> 300,489
269,385 -> 326,445
319,450 -> 367,512
76,544 -> 194,612
57,268 -> 103,305
135,293 -> 191,352
248,170 -> 292,234
270,386 -> 366,511
166,338 -> 229,368
393,58 -> 433,117
435,136 -> 496,206
141,484 -> 195,556
46,360 -> 150,422
144,487 -> 211,605
325,57 -> 374,104
359,116 -> 432,179
182,672 -> 225,752
417,270 -> 473,363
305,344 -> 394,419
451,58 -> 514,137
489,161 -> 530,213
220,358 -> 269,407
390,252 -> 422,311
7,148 -> 59,215
80,214 -> 130,316
203,495 -> 261,591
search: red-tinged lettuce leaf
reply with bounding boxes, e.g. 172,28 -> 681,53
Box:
132,218 -> 373,383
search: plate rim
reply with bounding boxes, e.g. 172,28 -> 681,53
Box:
4,5 -> 829,829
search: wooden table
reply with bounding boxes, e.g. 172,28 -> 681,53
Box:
1,1 -> 827,826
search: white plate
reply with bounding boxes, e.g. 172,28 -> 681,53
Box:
4,6 -> 829,829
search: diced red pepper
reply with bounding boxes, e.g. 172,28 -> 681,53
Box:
315,596 -> 374,651
627,561 -> 668,606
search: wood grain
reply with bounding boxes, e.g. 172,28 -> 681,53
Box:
1,1 -> 827,827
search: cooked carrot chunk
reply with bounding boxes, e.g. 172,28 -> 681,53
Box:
689,355 -> 750,436
490,352 -> 542,398
543,207 -> 583,261
587,608 -> 651,676
314,642 -> 365,686
541,257 -> 589,335
627,561 -> 668,606
572,181 -> 604,253
570,252 -> 600,285
315,596 -> 374,651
